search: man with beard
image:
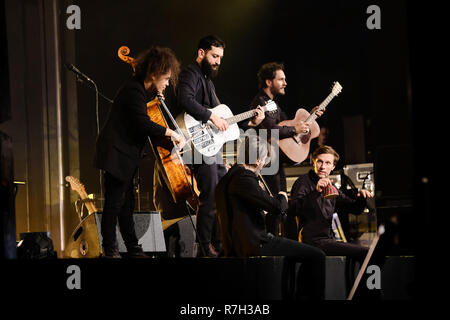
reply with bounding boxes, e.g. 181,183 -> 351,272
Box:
177,35 -> 230,257
94,46 -> 184,258
248,62 -> 322,237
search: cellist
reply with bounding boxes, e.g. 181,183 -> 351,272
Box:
94,46 -> 184,258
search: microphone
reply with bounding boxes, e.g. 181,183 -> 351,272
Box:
65,63 -> 93,82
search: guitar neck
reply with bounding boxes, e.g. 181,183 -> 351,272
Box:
225,109 -> 258,125
78,191 -> 97,215
305,92 -> 336,123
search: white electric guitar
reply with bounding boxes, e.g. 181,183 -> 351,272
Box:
177,101 -> 277,157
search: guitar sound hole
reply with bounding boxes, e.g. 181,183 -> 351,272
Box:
79,240 -> 88,256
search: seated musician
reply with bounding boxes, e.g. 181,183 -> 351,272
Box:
94,46 -> 184,258
290,145 -> 381,299
215,135 -> 326,300
290,145 -> 372,258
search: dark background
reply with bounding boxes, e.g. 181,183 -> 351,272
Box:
70,0 -> 412,204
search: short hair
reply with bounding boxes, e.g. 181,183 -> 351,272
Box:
257,62 -> 284,90
133,46 -> 180,91
311,145 -> 340,165
237,135 -> 269,167
197,35 -> 226,51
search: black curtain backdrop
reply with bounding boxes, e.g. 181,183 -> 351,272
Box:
66,0 -> 411,205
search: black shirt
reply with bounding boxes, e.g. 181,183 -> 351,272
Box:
250,90 -> 296,139
290,170 -> 367,244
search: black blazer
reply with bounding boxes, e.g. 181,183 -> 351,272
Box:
215,164 -> 288,257
177,63 -> 219,122
94,76 -> 166,182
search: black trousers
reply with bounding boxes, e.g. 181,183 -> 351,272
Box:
193,158 -> 227,249
262,157 -> 290,236
260,235 -> 326,300
312,238 -> 368,260
101,171 -> 139,250
309,238 -> 382,300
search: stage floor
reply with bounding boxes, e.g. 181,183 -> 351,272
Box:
2,256 -> 414,301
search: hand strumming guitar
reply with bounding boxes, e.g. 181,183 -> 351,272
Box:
294,106 -> 323,134
210,112 -> 229,131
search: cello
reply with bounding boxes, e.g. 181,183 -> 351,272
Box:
117,46 -> 199,211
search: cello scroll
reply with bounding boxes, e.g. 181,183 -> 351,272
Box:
118,46 -> 137,70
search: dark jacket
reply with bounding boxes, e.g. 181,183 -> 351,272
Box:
177,63 -> 219,122
94,76 -> 166,182
290,170 -> 367,245
215,164 -> 288,257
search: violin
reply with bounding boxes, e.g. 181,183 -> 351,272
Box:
118,46 -> 199,210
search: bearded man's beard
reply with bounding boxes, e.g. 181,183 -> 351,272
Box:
201,58 -> 219,79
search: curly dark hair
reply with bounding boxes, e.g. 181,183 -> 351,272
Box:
133,46 -> 180,92
257,62 -> 284,90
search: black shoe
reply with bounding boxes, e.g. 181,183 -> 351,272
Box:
197,243 -> 219,258
126,245 -> 149,258
102,247 -> 121,259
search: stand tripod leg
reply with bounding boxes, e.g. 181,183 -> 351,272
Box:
184,202 -> 206,257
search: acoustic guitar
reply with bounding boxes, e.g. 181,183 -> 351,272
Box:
64,176 -> 101,258
277,82 -> 342,163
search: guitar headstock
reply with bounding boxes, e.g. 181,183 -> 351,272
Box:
331,81 -> 343,96
263,100 -> 277,112
65,176 -> 87,198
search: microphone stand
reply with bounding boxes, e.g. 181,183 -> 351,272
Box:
74,74 -> 113,209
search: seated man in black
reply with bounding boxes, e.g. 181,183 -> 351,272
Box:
215,135 -> 326,300
290,145 -> 380,299
290,145 -> 372,258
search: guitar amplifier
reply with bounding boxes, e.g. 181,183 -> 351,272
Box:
342,163 -> 377,238
343,163 -> 375,193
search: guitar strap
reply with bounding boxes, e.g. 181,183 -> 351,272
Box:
204,76 -> 220,107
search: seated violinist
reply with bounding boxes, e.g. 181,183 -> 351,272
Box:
215,135 -> 326,300
289,145 -> 372,259
93,46 -> 184,258
289,145 -> 380,299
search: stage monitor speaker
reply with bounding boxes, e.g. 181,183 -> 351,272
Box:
65,211 -> 166,257
162,215 -> 197,258
95,211 -> 166,254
